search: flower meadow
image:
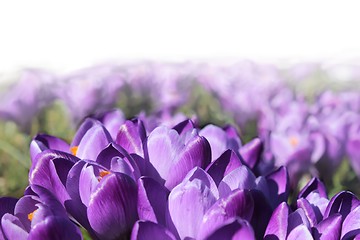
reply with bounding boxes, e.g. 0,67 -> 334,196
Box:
1,61 -> 360,239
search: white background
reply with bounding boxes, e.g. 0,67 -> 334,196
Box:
0,1 -> 360,75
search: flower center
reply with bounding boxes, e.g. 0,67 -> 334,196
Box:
70,146 -> 78,156
289,136 -> 299,147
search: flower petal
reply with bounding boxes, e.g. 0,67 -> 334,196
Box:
29,150 -> 75,205
1,213 -> 28,240
287,208 -> 310,236
324,191 -> 360,219
94,109 -> 125,140
198,189 -> 254,239
313,214 -> 342,240
30,134 -> 70,163
131,220 -> 176,240
287,224 -> 313,240
27,216 -> 82,240
264,202 -> 290,240
146,126 -> 211,190
296,198 -> 317,227
218,166 -> 257,197
167,168 -> 218,239
200,124 -> 237,161
137,177 -> 169,225
87,173 -> 138,239
265,166 -> 289,208
205,149 -> 242,186
116,119 -> 146,157
71,118 -> 113,160
341,205 -> 360,239
0,197 -> 18,218
239,137 -> 262,169
298,177 -> 327,199
204,218 -> 255,240
173,119 -> 196,135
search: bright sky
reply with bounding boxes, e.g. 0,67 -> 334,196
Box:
0,1 -> 360,75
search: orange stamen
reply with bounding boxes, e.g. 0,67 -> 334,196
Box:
98,170 -> 111,181
70,146 -> 78,156
28,209 -> 37,221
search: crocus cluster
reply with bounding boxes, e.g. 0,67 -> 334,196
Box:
258,89 -> 360,183
1,109 -> 360,239
2,61 -> 360,202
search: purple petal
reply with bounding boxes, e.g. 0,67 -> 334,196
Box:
145,126 -> 183,184
206,149 -> 243,186
79,165 -> 100,207
66,160 -> 87,203
64,160 -> 99,237
305,192 -> 329,221
166,135 -> 211,189
204,218 -> 255,240
116,119 -> 146,157
0,197 -> 18,218
298,177 -> 327,199
167,168 -> 218,239
146,126 -> 211,190
131,220 -> 176,240
200,124 -> 237,161
264,202 -> 290,240
173,119 -> 196,135
239,138 -> 262,169
110,157 -> 139,179
287,224 -> 313,240
137,177 -> 169,225
96,143 -> 138,173
14,195 -> 40,232
87,173 -> 138,239
266,166 -> 289,208
27,216 -> 82,240
218,166 -> 257,197
313,214 -> 342,240
296,198 -> 317,227
341,205 -> 360,239
1,213 -> 28,240
94,109 -> 125,140
324,191 -> 360,219
29,150 -> 75,205
287,208 -> 311,235
198,189 -> 254,239
30,134 -> 70,163
223,125 -> 242,149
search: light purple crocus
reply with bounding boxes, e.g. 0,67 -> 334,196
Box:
145,125 -> 211,190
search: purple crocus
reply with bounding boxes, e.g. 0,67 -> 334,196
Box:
145,125 -> 211,190
66,160 -> 138,240
0,185 -> 82,240
265,177 -> 360,239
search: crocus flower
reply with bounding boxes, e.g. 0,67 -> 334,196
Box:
66,160 -> 138,240
0,185 -> 82,240
145,125 -> 211,190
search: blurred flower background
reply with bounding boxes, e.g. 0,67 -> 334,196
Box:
1,1 -> 360,239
